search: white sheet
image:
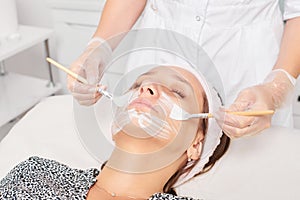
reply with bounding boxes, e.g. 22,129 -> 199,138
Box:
0,95 -> 100,177
0,95 -> 299,200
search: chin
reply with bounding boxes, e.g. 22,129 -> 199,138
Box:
113,130 -> 172,154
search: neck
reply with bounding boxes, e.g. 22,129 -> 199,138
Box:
95,154 -> 186,199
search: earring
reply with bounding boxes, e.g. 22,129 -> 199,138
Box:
188,156 -> 192,162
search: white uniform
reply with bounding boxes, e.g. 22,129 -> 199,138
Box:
126,0 -> 300,128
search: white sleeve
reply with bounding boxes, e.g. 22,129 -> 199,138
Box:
283,0 -> 300,20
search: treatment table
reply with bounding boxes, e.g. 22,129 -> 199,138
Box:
0,95 -> 299,200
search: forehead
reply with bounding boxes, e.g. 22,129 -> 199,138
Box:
148,66 -> 204,91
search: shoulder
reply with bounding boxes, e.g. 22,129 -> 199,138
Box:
2,156 -> 99,182
0,156 -> 99,199
149,193 -> 201,200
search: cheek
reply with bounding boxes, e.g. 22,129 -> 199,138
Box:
166,118 -> 199,141
166,118 -> 181,134
161,98 -> 200,137
184,98 -> 200,114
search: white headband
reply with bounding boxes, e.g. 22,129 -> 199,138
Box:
159,64 -> 224,187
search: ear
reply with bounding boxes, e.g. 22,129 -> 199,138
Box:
186,129 -> 204,161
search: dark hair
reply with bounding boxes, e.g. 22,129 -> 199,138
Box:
163,134 -> 230,194
101,161 -> 107,170
163,92 -> 231,194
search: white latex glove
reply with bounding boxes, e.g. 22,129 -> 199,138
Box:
67,37 -> 112,106
216,69 -> 296,138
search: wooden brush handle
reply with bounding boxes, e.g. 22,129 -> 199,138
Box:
226,110 -> 274,116
46,57 -> 88,84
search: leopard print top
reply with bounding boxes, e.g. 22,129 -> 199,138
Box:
0,157 -> 199,200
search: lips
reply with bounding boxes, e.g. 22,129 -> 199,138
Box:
128,98 -> 155,111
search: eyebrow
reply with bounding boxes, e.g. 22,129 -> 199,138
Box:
138,70 -> 193,90
139,71 -> 155,77
172,74 -> 193,91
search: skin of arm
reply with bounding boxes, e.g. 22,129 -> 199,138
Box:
93,0 -> 147,48
274,16 -> 300,78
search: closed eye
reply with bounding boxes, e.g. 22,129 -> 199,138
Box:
130,81 -> 141,89
171,88 -> 185,98
130,81 -> 186,98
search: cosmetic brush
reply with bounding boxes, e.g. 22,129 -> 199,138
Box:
46,57 -> 130,105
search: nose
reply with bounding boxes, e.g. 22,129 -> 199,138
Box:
139,84 -> 159,98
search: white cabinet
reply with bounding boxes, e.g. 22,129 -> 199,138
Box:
52,9 -> 100,65
47,0 -> 105,93
0,25 -> 61,127
48,0 -> 123,94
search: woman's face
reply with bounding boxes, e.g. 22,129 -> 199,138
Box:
112,66 -> 206,154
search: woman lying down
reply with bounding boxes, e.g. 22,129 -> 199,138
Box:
0,65 -> 230,200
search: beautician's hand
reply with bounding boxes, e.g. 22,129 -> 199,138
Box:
217,69 -> 296,138
67,37 -> 112,106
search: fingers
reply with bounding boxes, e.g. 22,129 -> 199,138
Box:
219,92 -> 256,128
66,40 -> 112,106
221,116 -> 271,139
67,62 -> 107,106
68,79 -> 103,106
225,114 -> 256,129
72,90 -> 99,102
68,78 -> 97,94
217,108 -> 272,139
221,117 -> 258,138
216,86 -> 272,138
216,105 -> 272,138
76,94 -> 102,106
217,107 -> 256,129
67,62 -> 87,92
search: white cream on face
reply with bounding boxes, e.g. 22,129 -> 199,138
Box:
111,87 -> 200,141
112,90 -> 175,140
